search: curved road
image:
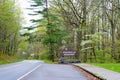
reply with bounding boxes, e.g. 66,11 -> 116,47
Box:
0,60 -> 88,80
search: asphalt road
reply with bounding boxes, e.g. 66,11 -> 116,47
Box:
0,60 -> 88,80
0,60 -> 43,80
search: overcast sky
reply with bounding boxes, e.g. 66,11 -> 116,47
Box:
18,0 -> 43,34
18,0 -> 41,27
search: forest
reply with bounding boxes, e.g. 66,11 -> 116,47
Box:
0,0 -> 22,63
0,0 -> 120,63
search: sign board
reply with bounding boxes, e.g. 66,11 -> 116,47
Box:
62,47 -> 77,56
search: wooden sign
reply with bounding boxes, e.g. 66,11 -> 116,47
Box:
62,47 -> 77,56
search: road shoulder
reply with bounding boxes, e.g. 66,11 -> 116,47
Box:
74,63 -> 120,80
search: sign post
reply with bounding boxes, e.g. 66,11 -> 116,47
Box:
58,46 -> 80,64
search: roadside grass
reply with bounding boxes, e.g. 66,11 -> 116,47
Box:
43,59 -> 55,64
91,63 -> 120,73
0,54 -> 21,65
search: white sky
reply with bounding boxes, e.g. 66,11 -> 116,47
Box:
18,0 -> 41,27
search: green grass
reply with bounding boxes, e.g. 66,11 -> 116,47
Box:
43,59 -> 55,64
92,63 -> 120,73
0,54 -> 21,65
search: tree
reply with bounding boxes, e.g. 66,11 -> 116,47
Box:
25,0 -> 120,63
22,0 -> 66,61
0,0 -> 21,55
50,0 -> 120,63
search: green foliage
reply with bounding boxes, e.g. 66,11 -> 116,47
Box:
31,0 -> 43,6
0,53 -> 20,64
43,59 -> 54,64
39,51 -> 51,60
23,26 -> 37,30
0,0 -> 21,55
95,49 -> 115,63
26,0 -> 120,63
18,37 -> 29,50
30,1 -> 67,61
43,24 -> 66,45
92,63 -> 120,73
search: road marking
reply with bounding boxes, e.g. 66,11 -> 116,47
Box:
17,64 -> 41,80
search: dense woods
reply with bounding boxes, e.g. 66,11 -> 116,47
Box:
49,0 -> 120,63
0,0 -> 21,56
30,0 -> 120,63
0,0 -> 120,63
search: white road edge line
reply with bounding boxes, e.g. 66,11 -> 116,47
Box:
17,64 -> 41,80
